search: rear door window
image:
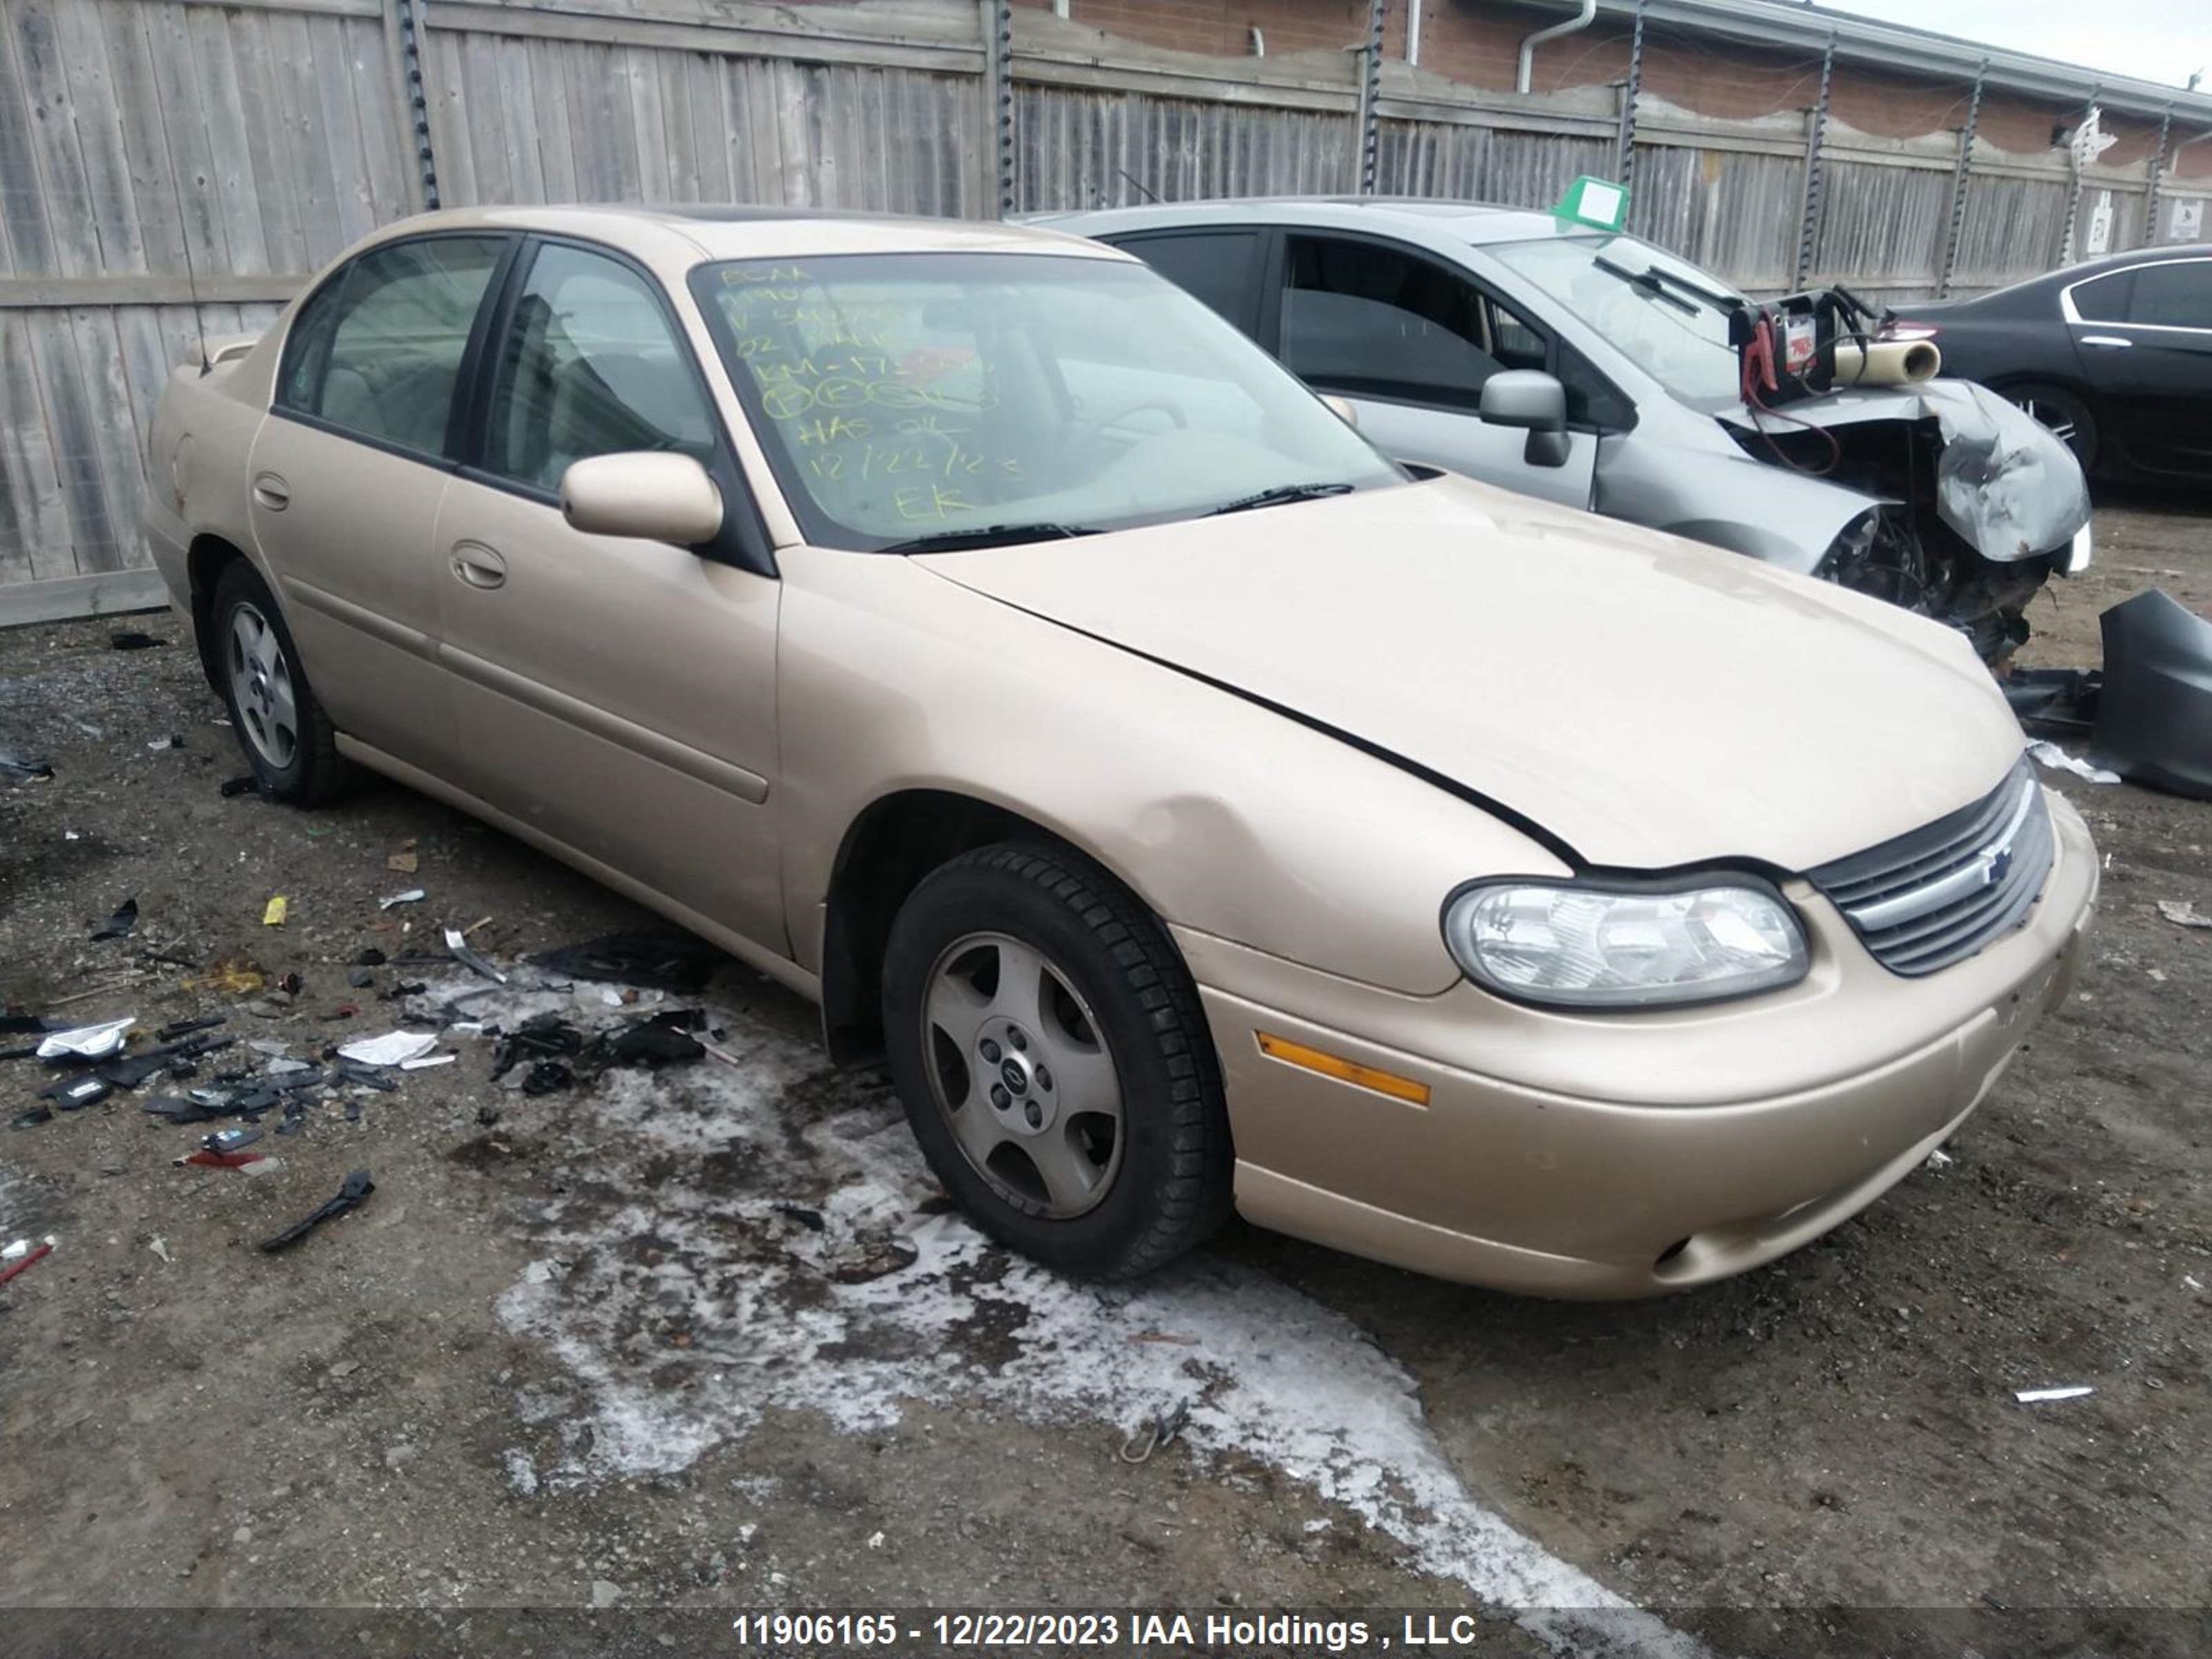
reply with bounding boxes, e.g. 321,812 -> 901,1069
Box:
2068,270 -> 2135,325
279,236 -> 506,458
2125,260 -> 2211,329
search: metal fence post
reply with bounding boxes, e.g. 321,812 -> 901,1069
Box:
981,0 -> 1015,217
2059,84 -> 2099,265
1614,0 -> 1646,196
1794,28 -> 1835,287
1354,0 -> 1388,195
2145,103 -> 2174,246
1938,56 -> 1987,298
392,0 -> 442,209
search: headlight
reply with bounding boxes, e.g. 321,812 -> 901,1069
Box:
1442,879 -> 1809,1009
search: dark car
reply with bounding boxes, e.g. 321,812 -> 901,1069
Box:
1891,246 -> 2212,483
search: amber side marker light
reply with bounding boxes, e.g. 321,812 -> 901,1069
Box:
1255,1032 -> 1432,1107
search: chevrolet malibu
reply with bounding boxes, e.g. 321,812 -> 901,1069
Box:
143,207 -> 2097,1297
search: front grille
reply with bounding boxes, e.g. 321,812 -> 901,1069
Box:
1808,756 -> 2054,977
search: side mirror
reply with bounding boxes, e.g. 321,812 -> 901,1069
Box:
1320,393 -> 1360,429
1479,370 -> 1571,469
560,453 -> 724,545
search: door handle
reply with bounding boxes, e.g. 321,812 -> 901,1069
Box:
450,541 -> 507,590
2079,335 -> 2133,349
252,472 -> 290,510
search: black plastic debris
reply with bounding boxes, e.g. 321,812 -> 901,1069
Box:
95,1051 -> 175,1089
491,1013 -> 583,1080
355,948 -> 387,967
522,1060 -> 573,1096
39,1074 -> 111,1111
261,1169 -> 374,1253
532,932 -> 720,994
88,897 -> 139,941
1,751 -> 54,783
142,1096 -> 225,1125
275,1098 -> 308,1137
153,1015 -> 225,1043
218,775 -> 259,798
599,1009 -> 707,1068
0,1015 -> 58,1036
8,1105 -> 53,1131
335,1060 -> 399,1092
203,1126 -> 262,1155
109,630 -> 165,651
774,1202 -> 825,1232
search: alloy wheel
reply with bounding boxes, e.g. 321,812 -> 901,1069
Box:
919,930 -> 1125,1219
226,601 -> 299,771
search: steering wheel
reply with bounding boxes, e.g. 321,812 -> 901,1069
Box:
1069,397 -> 1188,448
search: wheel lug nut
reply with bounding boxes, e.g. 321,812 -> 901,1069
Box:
1009,1029 -> 1027,1051
991,1085 -> 1011,1110
1034,1066 -> 1052,1091
1024,1103 -> 1042,1127
980,1039 -> 1002,1064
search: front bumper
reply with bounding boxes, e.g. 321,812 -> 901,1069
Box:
1181,791 -> 2098,1299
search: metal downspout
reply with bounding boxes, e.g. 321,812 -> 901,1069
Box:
1615,0 -> 1646,194
2145,104 -> 2173,246
1517,0 -> 1597,95
1356,0 -> 1387,195
1794,29 -> 1835,288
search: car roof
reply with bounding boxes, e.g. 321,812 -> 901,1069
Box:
343,203 -> 1127,277
1030,196 -> 1594,247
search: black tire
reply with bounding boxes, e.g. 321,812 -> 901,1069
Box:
2002,382 -> 2099,476
881,842 -> 1232,1279
209,559 -> 350,805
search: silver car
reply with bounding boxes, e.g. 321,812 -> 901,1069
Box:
1045,198 -> 2092,662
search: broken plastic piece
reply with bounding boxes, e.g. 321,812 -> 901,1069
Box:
263,895 -> 289,927
147,734 -> 184,752
2157,900 -> 2212,931
335,1060 -> 400,1091
2014,1385 -> 2094,1404
600,1011 -> 706,1067
442,928 -> 508,984
531,932 -> 720,993
1,751 -> 55,782
204,1126 -> 263,1154
89,897 -> 140,941
260,1168 -> 375,1253
522,1060 -> 573,1096
2091,590 -> 2212,801
2027,740 -> 2119,784
36,1016 -> 137,1062
336,1030 -> 438,1067
153,1015 -> 225,1042
219,774 -> 259,798
379,888 -> 426,910
38,1073 -> 111,1110
8,1105 -> 54,1131
142,1096 -> 225,1125
0,1237 -> 57,1285
400,1053 -> 456,1070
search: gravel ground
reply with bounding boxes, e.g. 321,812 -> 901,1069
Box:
2,497 -> 2208,1658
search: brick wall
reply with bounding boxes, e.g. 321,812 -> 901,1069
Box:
989,0 -> 2210,180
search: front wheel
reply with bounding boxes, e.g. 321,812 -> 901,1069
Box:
2003,383 -> 2099,476
881,843 -> 1232,1279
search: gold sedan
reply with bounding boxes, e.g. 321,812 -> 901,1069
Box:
143,207 -> 2096,1295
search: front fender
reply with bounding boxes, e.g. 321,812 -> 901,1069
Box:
1597,433 -> 1875,577
774,546 -> 1566,996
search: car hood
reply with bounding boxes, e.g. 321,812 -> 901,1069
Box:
1717,379 -> 2091,562
919,475 -> 2026,873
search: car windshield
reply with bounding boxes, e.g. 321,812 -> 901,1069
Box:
693,252 -> 1403,550
1488,234 -> 1746,409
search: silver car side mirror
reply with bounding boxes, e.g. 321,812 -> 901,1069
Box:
561,452 -> 724,545
1479,370 -> 1571,469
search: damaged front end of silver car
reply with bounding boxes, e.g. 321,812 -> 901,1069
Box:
1719,381 -> 2093,664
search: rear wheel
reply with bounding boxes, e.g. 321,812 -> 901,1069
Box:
212,561 -> 350,804
2002,383 -> 2098,475
881,842 -> 1232,1279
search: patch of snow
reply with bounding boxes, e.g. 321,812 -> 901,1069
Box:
452,973 -> 1691,1655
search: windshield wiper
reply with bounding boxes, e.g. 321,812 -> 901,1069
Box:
1591,255 -> 1740,318
1208,482 -> 1356,517
877,522 -> 1103,554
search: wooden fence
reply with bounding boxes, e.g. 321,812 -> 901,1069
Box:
3,0 -> 2206,620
